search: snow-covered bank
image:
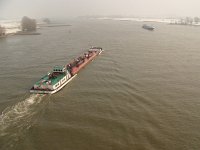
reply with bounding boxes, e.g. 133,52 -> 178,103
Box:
0,20 -> 20,34
97,17 -> 200,26
97,17 -> 173,24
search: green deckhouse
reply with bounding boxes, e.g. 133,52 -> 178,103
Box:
33,66 -> 71,92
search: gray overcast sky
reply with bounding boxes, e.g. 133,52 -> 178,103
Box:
0,0 -> 200,19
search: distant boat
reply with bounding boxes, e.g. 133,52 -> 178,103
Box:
142,24 -> 155,31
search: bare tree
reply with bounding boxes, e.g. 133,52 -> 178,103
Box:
21,16 -> 37,31
185,17 -> 193,25
194,17 -> 200,24
0,25 -> 6,36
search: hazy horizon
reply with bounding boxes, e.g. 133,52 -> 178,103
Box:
0,0 -> 200,19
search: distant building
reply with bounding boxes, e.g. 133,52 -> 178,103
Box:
21,16 -> 37,31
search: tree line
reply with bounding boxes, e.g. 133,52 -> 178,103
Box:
178,17 -> 200,25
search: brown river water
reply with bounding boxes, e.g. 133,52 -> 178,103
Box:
0,19 -> 200,150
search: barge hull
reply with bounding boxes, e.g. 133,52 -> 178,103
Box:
70,51 -> 99,75
30,74 -> 77,94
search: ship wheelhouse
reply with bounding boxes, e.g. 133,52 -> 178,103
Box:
53,66 -> 66,73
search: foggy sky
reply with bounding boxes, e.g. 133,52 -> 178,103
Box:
0,0 -> 200,19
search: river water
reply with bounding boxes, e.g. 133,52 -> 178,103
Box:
0,19 -> 200,150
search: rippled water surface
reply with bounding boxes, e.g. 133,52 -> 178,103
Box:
1,19 -> 200,150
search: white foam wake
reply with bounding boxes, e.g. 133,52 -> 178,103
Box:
0,94 -> 45,149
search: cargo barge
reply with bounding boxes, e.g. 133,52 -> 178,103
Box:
30,47 -> 103,94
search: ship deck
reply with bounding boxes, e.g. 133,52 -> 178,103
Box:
35,73 -> 66,86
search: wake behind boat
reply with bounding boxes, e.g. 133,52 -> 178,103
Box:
30,47 -> 103,94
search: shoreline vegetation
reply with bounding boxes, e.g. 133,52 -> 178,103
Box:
0,25 -> 6,37
16,16 -> 40,35
1,15 -> 200,38
0,16 -> 71,38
